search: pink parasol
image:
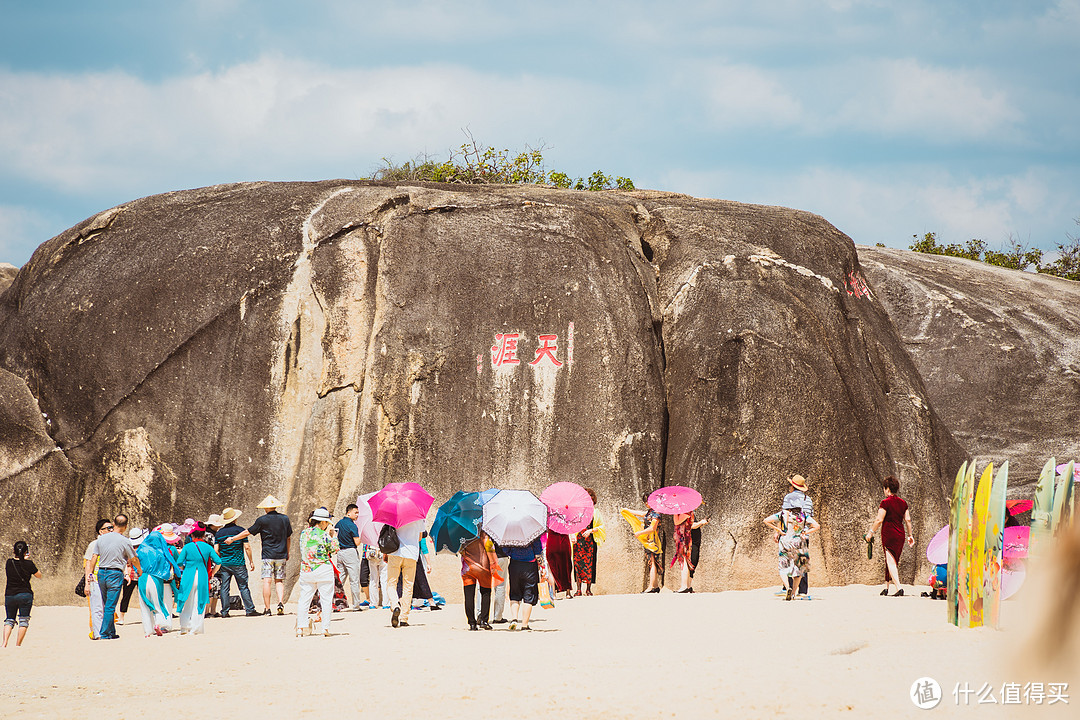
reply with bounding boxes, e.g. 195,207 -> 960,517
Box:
539,482 -> 595,534
1006,499 -> 1033,515
367,482 -> 435,528
1003,526 -> 1030,559
926,525 -> 949,565
355,492 -> 384,545
647,486 -> 702,515
1002,566 -> 1026,600
1055,463 -> 1080,482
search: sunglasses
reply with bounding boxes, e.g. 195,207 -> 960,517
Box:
102,525 -> 114,531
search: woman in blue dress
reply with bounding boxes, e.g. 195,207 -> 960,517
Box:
175,522 -> 221,635
136,528 -> 181,636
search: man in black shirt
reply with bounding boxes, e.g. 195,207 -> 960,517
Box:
225,495 -> 292,615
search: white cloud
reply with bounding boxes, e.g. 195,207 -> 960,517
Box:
829,59 -> 1024,142
701,64 -> 804,130
0,57 -> 611,197
661,164 -> 1078,252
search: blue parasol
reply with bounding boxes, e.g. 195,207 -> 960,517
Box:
430,491 -> 485,554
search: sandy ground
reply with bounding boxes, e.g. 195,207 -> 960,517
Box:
2,582 -> 1072,719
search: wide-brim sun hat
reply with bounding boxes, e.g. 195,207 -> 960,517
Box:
129,527 -> 146,546
207,514 -> 225,527
789,474 -> 809,492
221,507 -> 243,523
310,507 -> 332,523
158,523 -> 180,543
176,518 -> 196,535
257,495 -> 285,509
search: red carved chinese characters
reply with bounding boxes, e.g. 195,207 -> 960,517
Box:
846,271 -> 871,299
529,334 -> 563,367
491,333 -> 521,366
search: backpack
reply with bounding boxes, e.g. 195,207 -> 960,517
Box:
377,524 -> 400,554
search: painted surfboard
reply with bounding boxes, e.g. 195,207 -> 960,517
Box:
983,461 -> 1009,629
956,461 -> 976,627
1052,460 -> 1075,533
946,461 -> 967,626
1029,457 -> 1056,559
969,462 -> 994,627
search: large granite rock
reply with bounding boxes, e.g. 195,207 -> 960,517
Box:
859,246 -> 1080,490
0,182 -> 963,601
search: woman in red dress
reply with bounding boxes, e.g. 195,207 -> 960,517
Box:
865,475 -> 915,596
545,530 -> 573,600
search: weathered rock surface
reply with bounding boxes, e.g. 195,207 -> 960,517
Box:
0,182 -> 963,601
0,262 -> 18,294
859,246 -> 1080,490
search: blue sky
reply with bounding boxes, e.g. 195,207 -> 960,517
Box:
2,0 -> 1078,266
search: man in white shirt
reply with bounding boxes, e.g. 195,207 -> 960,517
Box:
385,520 -> 423,628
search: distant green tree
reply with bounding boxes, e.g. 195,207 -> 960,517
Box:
1037,216 -> 1080,281
372,133 -> 634,191
984,234 -> 1043,271
909,232 -> 1042,271
909,232 -> 986,261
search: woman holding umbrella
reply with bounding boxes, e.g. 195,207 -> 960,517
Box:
461,531 -> 502,630
482,489 -> 549,631
572,488 -> 605,596
540,482 -> 595,601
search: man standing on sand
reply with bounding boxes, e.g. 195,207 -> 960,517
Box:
112,514 -> 139,626
86,521 -> 141,639
214,507 -> 259,617
386,519 -> 423,628
334,504 -> 364,611
225,495 -> 292,616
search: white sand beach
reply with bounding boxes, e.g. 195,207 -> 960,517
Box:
3,582 -> 1070,719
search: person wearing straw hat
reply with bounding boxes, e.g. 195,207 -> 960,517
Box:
781,475 -> 815,598
213,507 -> 258,617
296,507 -> 339,637
225,495 -> 293,615
764,481 -> 820,601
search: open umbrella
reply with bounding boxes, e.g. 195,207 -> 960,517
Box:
482,489 -> 547,547
1055,463 -> 1080,482
540,482 -> 594,534
478,488 -> 501,505
430,491 -> 484,553
355,492 -> 384,546
368,482 -> 435,528
1003,525 -> 1030,559
926,525 -> 949,565
1006,499 -> 1033,516
647,486 -> 702,514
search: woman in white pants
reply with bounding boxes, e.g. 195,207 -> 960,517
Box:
296,508 -> 340,637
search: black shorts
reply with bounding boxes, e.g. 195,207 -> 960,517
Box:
508,558 -> 538,606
